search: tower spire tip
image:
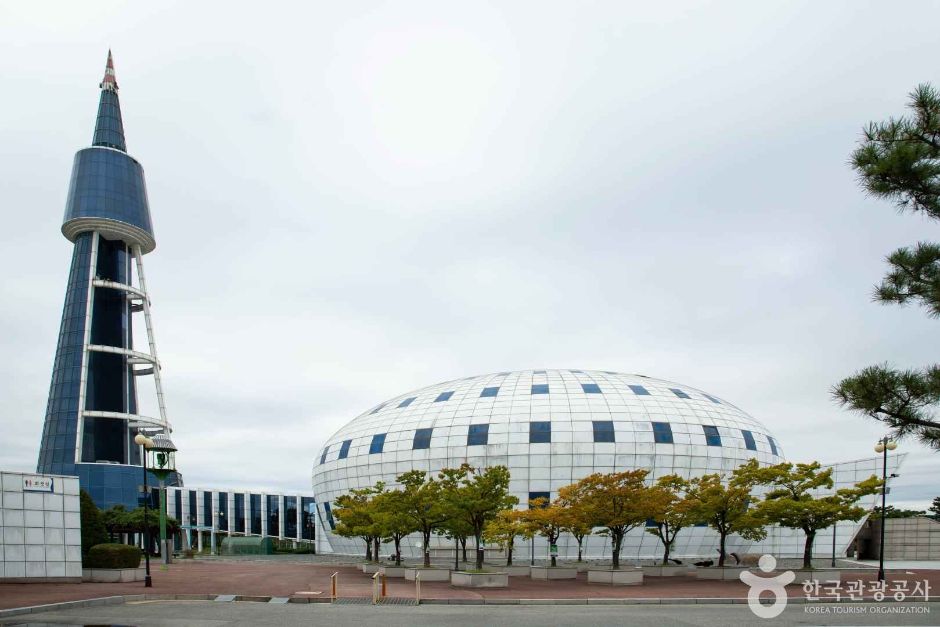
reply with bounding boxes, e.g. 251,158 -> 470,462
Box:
100,50 -> 118,91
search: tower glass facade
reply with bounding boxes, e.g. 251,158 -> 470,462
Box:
36,52 -> 179,509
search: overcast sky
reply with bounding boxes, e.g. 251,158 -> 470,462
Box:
1,1 -> 937,509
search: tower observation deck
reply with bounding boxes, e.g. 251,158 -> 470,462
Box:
37,52 -> 180,508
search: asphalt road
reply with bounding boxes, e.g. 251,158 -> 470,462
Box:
1,600 -> 936,627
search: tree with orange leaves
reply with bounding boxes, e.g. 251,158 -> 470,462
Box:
567,469 -> 651,569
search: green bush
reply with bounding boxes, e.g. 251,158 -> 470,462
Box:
86,543 -> 142,569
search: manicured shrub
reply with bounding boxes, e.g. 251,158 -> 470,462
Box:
86,543 -> 143,569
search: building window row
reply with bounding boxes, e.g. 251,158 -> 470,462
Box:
367,383 -> 724,416
324,423 -> 781,459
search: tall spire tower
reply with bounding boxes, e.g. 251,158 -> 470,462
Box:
37,52 -> 177,508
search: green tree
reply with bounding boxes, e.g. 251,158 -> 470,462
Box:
567,470 -> 650,570
398,470 -> 452,567
333,483 -> 383,562
372,489 -> 416,566
930,497 -> 940,520
833,84 -> 940,450
748,460 -> 882,569
688,466 -> 767,567
645,474 -> 701,566
483,509 -> 531,566
442,464 -> 518,570
79,490 -> 108,556
870,505 -> 927,519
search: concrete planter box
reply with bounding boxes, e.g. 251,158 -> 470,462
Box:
450,571 -> 509,588
378,566 -> 407,578
530,566 -> 578,580
696,566 -> 749,581
405,567 -> 451,581
787,569 -> 842,585
501,565 -> 531,577
82,567 -> 145,583
587,568 -> 644,585
361,563 -> 380,574
642,564 -> 694,577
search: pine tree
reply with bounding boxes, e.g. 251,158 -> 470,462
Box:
833,84 -> 940,450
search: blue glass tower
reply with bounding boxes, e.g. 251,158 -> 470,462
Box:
37,52 -> 179,508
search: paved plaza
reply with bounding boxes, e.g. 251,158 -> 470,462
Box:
0,558 -> 936,613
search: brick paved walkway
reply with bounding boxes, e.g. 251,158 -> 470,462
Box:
1,560 -> 936,610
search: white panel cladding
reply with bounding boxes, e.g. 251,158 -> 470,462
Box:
1,470 -> 82,580
311,369 -> 895,560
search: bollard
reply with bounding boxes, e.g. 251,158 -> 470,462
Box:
330,571 -> 338,602
415,572 -> 421,606
372,571 -> 381,604
381,573 -> 387,598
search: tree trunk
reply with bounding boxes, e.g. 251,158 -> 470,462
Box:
507,538 -> 513,566
611,533 -> 622,570
718,532 -> 726,567
461,537 -> 468,562
475,534 -> 484,570
373,537 -> 380,563
365,537 -> 372,562
577,538 -> 583,562
454,542 -> 459,570
394,537 -> 401,566
423,530 -> 431,568
803,531 -> 815,570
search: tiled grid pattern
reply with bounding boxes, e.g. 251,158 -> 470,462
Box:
0,471 -> 82,580
312,369 -> 798,559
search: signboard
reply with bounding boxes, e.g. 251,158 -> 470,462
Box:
22,475 -> 54,493
550,544 -> 558,556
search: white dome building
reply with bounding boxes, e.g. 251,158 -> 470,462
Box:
312,369 -> 801,561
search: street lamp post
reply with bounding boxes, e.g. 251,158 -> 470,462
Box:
145,433 -> 178,565
874,436 -> 897,583
133,433 -> 153,588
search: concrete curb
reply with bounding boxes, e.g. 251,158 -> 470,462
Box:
0,593 -> 936,616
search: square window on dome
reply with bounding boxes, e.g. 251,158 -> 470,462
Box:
319,445 -> 330,464
531,384 -> 550,395
581,383 -> 602,394
670,388 -> 691,399
703,425 -> 722,446
741,430 -> 757,451
338,439 -> 352,459
592,421 -> 615,443
435,391 -> 454,402
398,397 -> 416,408
468,424 -> 489,446
528,491 -> 550,508
369,434 -> 386,454
413,428 -> 433,449
529,421 -> 551,443
652,422 -> 673,444
480,387 -> 499,398
768,436 -> 779,456
629,385 -> 650,396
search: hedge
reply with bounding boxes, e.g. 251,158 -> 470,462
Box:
86,543 -> 142,569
